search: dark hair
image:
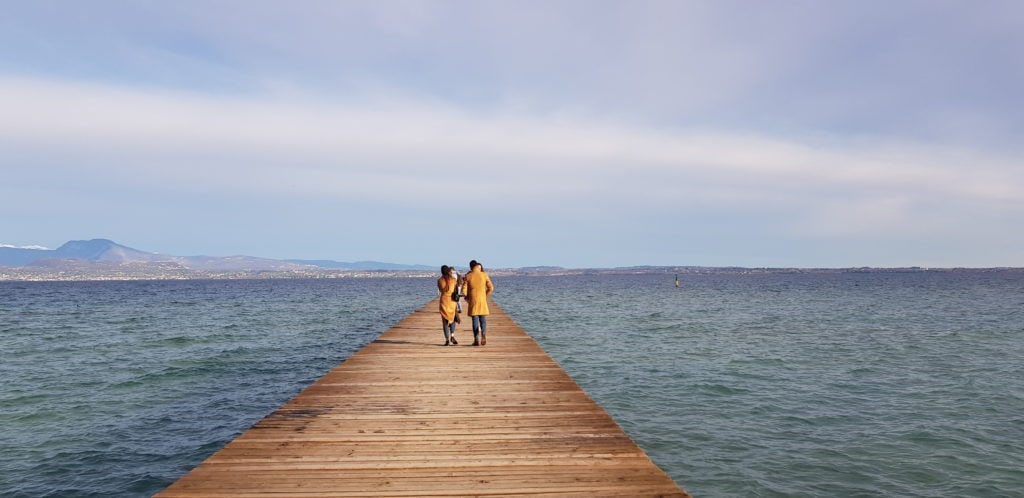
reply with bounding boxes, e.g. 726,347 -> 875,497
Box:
441,265 -> 450,275
469,259 -> 479,269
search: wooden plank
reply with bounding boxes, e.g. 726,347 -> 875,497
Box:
157,300 -> 689,497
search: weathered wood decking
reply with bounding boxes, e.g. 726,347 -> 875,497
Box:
158,299 -> 689,497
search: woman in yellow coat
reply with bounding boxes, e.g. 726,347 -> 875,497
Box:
437,265 -> 459,346
463,260 -> 494,346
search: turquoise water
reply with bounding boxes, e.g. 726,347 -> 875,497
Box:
2,272 -> 1023,497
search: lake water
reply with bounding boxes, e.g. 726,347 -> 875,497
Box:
2,271 -> 1022,497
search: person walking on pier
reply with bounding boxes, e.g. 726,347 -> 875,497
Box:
437,265 -> 459,346
464,260 -> 494,346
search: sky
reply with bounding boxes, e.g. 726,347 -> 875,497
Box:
2,1 -> 1022,268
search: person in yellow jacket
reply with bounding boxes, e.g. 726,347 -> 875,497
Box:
463,259 -> 494,346
437,265 -> 459,346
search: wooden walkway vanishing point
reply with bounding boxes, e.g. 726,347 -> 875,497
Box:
158,299 -> 689,497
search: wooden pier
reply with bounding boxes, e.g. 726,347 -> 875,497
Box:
158,300 -> 689,497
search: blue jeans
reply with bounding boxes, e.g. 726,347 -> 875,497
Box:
443,319 -> 456,341
472,315 -> 487,338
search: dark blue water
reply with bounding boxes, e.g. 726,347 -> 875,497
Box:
2,271 -> 1023,497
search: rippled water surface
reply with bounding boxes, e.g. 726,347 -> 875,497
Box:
2,271 -> 1023,497
500,272 -> 1024,497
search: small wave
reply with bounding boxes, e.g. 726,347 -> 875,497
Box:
151,335 -> 194,347
692,382 -> 751,396
727,357 -> 787,367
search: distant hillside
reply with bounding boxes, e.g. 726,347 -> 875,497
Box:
287,259 -> 433,271
0,239 -> 430,272
0,246 -> 49,266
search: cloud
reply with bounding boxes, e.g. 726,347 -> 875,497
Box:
6,2 -> 1023,142
3,75 -> 1021,241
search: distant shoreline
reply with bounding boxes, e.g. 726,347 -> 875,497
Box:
2,264 -> 1021,282
5,240 -> 1020,282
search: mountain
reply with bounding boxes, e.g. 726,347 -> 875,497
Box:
55,239 -> 163,263
0,239 -> 160,266
0,239 -> 430,272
